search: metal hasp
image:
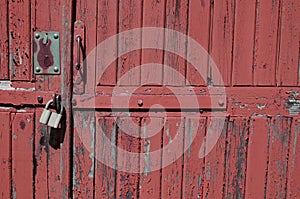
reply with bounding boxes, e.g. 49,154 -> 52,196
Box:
33,32 -> 60,75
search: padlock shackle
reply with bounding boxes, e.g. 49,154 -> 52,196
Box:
58,101 -> 63,114
45,99 -> 54,109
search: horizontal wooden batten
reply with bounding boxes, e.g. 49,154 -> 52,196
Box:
73,94 -> 225,110
1,87 -> 300,117
0,90 -> 54,106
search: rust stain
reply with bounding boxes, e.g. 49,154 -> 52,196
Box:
19,121 -> 25,130
37,39 -> 54,69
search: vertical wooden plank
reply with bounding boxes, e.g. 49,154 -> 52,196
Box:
34,108 -> 48,198
224,118 -> 248,199
266,117 -> 291,199
161,117 -> 184,198
97,0 -> 118,86
203,117 -> 227,199
186,0 -> 210,86
11,113 -> 34,198
75,0 -> 98,93
95,117 -> 117,199
287,118 -> 300,198
59,1 -> 73,198
34,0 -> 73,197
139,117 -> 163,198
141,0 -> 165,85
245,117 -> 269,198
118,0 -> 142,86
9,0 -> 31,81
116,117 -> 140,198
182,117 -> 206,198
163,0 -> 189,86
277,0 -> 300,86
253,0 -> 279,86
73,112 -> 95,198
232,0 -> 256,85
0,1 -> 9,79
34,0 -> 68,92
33,0 -> 50,91
0,112 -> 11,198
211,0 -> 235,86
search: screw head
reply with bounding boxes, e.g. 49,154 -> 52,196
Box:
53,67 -> 59,72
72,98 -> 77,106
37,96 -> 43,103
218,99 -> 225,107
138,99 -> 143,107
53,33 -> 59,39
35,67 -> 41,73
35,33 -> 40,39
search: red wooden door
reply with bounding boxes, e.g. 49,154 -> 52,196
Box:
0,0 -> 73,198
0,0 -> 300,199
72,0 -> 300,199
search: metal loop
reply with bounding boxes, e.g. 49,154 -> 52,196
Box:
76,36 -> 81,69
45,99 -> 54,109
58,101 -> 64,114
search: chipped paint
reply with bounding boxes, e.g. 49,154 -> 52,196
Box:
0,81 -> 35,91
206,162 -> 211,180
256,103 -> 266,110
88,116 -> 95,179
187,119 -> 194,157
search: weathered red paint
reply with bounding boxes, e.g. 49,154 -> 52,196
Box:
0,0 -> 300,199
182,117 -> 206,198
245,117 -> 269,198
232,0 -> 256,85
0,112 -> 11,198
12,113 -> 34,198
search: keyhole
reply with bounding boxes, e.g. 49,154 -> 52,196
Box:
44,54 -> 51,67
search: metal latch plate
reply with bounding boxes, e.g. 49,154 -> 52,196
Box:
33,32 -> 60,75
286,92 -> 300,115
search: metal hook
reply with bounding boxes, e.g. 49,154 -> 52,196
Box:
76,36 -> 81,70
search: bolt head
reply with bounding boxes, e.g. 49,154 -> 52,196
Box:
218,99 -> 225,107
53,33 -> 59,39
72,98 -> 77,106
35,33 -> 40,39
35,67 -> 41,73
53,67 -> 59,72
138,99 -> 143,107
37,96 -> 43,103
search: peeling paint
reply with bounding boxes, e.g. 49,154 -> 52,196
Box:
206,162 -> 211,180
0,81 -> 35,91
256,103 -> 266,110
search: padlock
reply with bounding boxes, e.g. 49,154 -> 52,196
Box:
39,99 -> 54,124
47,101 -> 63,128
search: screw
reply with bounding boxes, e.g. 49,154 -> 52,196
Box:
35,33 -> 40,39
138,99 -> 143,107
218,99 -> 225,107
53,67 -> 59,72
37,96 -> 43,103
75,63 -> 80,70
72,98 -> 77,106
53,33 -> 59,39
35,67 -> 41,73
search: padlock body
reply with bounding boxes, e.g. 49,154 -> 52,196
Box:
39,109 -> 51,124
53,114 -> 62,128
48,112 -> 58,128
